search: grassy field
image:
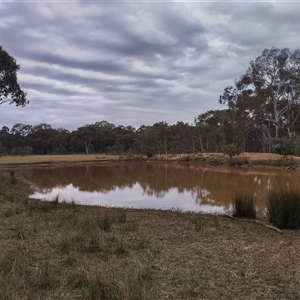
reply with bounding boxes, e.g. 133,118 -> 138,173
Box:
1,171 -> 300,299
0,154 -> 120,167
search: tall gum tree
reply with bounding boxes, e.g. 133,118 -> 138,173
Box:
219,48 -> 300,140
0,46 -> 27,106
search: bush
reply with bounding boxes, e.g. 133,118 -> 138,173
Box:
292,136 -> 300,156
228,157 -> 249,166
222,143 -> 239,158
9,171 -> 18,184
233,193 -> 256,219
267,188 -> 300,229
271,137 -> 293,157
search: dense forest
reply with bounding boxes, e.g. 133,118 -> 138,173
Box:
1,48 -> 300,157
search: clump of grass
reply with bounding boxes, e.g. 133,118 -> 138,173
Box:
123,220 -> 139,231
36,261 -> 57,289
96,211 -> 113,231
85,264 -> 152,300
9,171 -> 18,184
26,196 -> 76,213
267,188 -> 300,229
190,216 -> 204,231
87,227 -> 105,253
115,208 -> 127,223
232,193 -> 256,219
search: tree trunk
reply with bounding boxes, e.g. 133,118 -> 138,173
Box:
84,137 -> 92,155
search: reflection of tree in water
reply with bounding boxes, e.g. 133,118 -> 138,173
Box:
21,163 -> 300,210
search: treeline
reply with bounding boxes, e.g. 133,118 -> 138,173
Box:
1,109 -> 300,157
2,47 -> 300,157
0,120 -> 210,156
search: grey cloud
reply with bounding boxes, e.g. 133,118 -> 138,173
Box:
1,2 -> 299,131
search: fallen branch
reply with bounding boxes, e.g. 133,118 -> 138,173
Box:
224,215 -> 283,234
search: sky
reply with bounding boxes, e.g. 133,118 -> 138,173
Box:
1,1 -> 300,131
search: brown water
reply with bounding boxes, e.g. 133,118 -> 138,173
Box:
15,162 -> 300,213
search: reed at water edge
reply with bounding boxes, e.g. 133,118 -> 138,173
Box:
267,187 -> 300,229
232,193 -> 256,219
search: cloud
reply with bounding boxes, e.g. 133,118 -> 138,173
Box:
1,1 -> 300,130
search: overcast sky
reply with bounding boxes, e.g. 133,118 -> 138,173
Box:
1,1 -> 300,131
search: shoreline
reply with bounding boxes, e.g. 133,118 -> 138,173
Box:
0,152 -> 299,169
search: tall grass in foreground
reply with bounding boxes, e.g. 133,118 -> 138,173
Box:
267,188 -> 300,229
233,193 -> 256,219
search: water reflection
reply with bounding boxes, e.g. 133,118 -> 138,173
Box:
16,163 -> 300,213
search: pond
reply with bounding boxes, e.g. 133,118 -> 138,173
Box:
14,162 -> 300,213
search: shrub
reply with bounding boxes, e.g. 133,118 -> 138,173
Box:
233,193 -> 256,219
222,143 -> 239,158
9,171 -> 18,184
96,212 -> 113,231
228,157 -> 249,166
271,137 -> 293,157
267,188 -> 300,229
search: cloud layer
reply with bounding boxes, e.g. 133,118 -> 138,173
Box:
1,1 -> 300,130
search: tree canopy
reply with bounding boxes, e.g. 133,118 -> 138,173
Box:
0,46 -> 27,106
219,48 -> 300,140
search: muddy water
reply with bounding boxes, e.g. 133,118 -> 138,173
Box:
16,163 -> 300,213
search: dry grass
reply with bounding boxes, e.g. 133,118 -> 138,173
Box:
1,172 -> 300,299
156,152 -> 300,161
0,154 -> 119,166
1,152 -> 300,169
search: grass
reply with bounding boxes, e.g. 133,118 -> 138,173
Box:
1,153 -> 300,169
267,188 -> 300,229
232,193 -> 256,219
2,172 -> 300,299
228,157 -> 250,166
251,159 -> 295,168
0,154 -> 120,166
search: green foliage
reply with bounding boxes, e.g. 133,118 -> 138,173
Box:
222,143 -> 239,158
271,137 -> 293,156
219,47 -> 300,148
0,46 -> 27,106
267,188 -> 300,229
233,193 -> 256,219
291,136 -> 300,156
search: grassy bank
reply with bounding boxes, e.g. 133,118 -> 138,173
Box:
0,154 -> 120,167
1,152 -> 300,169
1,173 -> 300,299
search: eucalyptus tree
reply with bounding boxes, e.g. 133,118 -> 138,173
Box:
77,124 -> 97,155
10,123 -> 32,136
151,122 -> 170,156
26,124 -> 59,154
195,110 -> 234,152
170,122 -> 193,155
0,46 -> 27,106
93,121 -> 116,153
134,125 -> 156,157
219,48 -> 300,140
108,125 -> 136,154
